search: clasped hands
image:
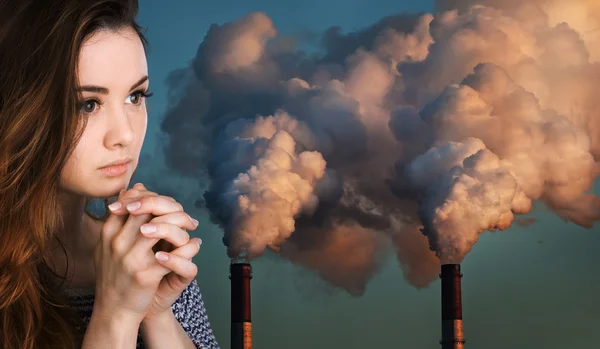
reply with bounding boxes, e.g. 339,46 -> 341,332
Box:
107,182 -> 202,321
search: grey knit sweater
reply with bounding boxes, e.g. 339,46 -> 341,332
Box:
65,279 -> 220,348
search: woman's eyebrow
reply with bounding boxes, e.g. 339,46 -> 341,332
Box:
78,75 -> 148,94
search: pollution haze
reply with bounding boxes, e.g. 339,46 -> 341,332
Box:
131,0 -> 600,348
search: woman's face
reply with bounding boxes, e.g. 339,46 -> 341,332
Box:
60,26 -> 149,199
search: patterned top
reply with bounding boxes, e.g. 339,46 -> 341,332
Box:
65,279 -> 220,349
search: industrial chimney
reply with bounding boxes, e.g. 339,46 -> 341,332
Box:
230,261 -> 252,349
439,264 -> 465,349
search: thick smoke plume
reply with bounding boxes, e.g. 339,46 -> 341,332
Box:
160,0 -> 600,293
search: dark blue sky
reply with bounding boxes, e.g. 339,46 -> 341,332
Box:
133,1 -> 600,348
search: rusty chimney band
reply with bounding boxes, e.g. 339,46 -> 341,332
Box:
230,262 -> 253,349
440,264 -> 465,349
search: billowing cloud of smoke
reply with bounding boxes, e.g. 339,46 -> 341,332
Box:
160,0 -> 600,292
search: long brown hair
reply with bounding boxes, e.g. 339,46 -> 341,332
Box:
0,0 -> 149,348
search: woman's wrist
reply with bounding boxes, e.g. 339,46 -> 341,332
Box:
140,308 -> 175,332
92,303 -> 144,327
82,308 -> 142,349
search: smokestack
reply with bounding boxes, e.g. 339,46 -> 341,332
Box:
439,264 -> 465,349
230,261 -> 252,349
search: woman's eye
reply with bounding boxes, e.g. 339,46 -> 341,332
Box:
128,92 -> 141,105
78,90 -> 152,115
129,90 -> 153,105
127,90 -> 153,105
81,100 -> 98,114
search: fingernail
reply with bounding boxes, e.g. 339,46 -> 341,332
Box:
127,201 -> 141,211
155,251 -> 169,261
140,224 -> 156,235
108,202 -> 122,211
195,238 -> 202,249
191,218 -> 199,226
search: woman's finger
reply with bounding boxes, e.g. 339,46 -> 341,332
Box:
122,185 -> 153,199
124,197 -> 201,240
132,182 -> 146,191
101,185 -> 141,243
130,183 -> 176,202
149,211 -> 198,232
142,238 -> 201,278
137,221 -> 190,250
165,237 -> 201,261
106,187 -> 167,254
130,211 -> 198,255
108,191 -> 158,214
107,183 -> 176,215
151,247 -> 199,281
109,194 -> 188,218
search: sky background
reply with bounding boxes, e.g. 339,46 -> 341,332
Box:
130,1 -> 600,348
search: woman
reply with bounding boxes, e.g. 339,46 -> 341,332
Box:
0,0 -> 220,348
